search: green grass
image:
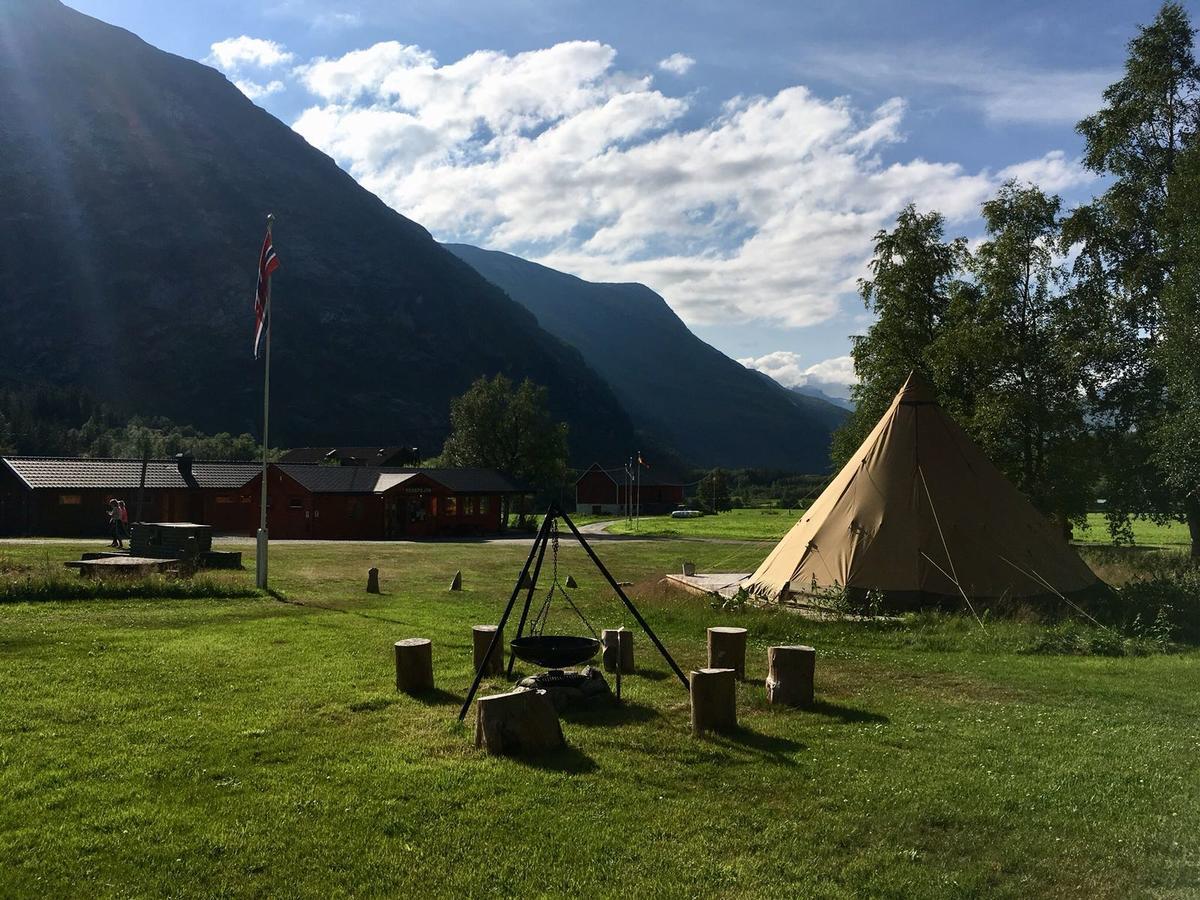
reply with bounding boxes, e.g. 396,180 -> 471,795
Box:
1,537 -> 1198,897
603,507 -> 801,542
1076,512 -> 1193,546
598,508 -> 1195,548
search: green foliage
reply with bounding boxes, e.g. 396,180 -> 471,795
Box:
1065,1 -> 1200,548
833,205 -> 969,462
695,467 -> 732,513
960,181 -> 1094,528
440,374 -> 568,491
0,382 -> 267,460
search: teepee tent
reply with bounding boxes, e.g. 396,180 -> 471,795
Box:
748,373 -> 1099,606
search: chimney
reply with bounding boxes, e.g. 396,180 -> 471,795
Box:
175,452 -> 199,489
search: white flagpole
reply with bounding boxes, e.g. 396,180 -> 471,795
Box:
635,451 -> 641,532
255,213 -> 274,590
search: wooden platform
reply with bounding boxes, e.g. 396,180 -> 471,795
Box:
64,556 -> 181,577
663,573 -> 750,599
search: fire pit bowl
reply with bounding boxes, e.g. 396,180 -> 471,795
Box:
510,635 -> 601,668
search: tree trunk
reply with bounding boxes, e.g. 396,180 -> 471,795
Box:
690,668 -> 737,736
394,638 -> 434,693
1186,494 -> 1200,559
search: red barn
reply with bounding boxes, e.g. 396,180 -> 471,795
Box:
574,463 -> 684,516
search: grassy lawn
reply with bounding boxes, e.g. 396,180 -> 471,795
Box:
603,507 -> 801,542
1,537 -> 1198,897
601,508 -> 1195,548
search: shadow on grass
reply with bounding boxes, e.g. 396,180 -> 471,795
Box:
560,699 -> 660,727
805,699 -> 889,724
405,687 -> 463,707
510,743 -> 598,774
705,726 -> 805,763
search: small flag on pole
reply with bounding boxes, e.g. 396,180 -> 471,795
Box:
253,226 -> 280,359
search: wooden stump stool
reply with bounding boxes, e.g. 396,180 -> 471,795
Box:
707,626 -> 748,679
765,645 -> 815,708
690,667 -> 737,736
394,638 -> 434,693
601,628 -> 635,674
472,625 -> 504,676
366,567 -> 380,594
475,690 -> 564,756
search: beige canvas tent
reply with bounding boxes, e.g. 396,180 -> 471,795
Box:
748,373 -> 1099,606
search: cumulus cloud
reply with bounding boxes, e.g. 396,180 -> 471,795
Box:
234,79 -> 286,100
209,36 -> 295,72
288,40 -> 1094,328
658,53 -> 695,75
998,150 -> 1091,193
739,351 -> 856,393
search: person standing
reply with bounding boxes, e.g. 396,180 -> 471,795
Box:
107,499 -> 124,549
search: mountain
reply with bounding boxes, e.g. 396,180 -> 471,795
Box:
447,244 -> 848,472
0,0 -> 637,462
791,384 -> 855,411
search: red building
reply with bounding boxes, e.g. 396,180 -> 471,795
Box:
0,456 -> 259,537
574,463 -> 685,516
0,457 -> 523,540
240,464 -> 523,540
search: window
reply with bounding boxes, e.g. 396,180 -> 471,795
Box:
480,496 -> 491,514
58,494 -> 82,506
288,497 -> 304,510
348,499 -> 361,520
463,496 -> 477,516
444,496 -> 458,517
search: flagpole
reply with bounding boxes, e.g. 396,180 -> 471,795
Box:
256,213 -> 274,590
635,450 -> 641,532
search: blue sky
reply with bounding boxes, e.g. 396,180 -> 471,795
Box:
72,0 -> 1187,396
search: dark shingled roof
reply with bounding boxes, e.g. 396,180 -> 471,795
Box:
279,446 -> 415,466
1,457 -> 261,490
275,465 -> 523,495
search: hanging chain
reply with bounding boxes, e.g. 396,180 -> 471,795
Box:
526,515 -> 598,640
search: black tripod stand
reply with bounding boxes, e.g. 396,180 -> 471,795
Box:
457,503 -> 688,721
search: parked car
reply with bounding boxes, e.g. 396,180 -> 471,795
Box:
671,509 -> 704,519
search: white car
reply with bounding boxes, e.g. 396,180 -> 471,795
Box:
671,509 -> 704,519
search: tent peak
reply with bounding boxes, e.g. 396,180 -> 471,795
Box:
895,371 -> 936,405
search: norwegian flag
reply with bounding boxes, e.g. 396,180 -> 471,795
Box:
253,225 -> 280,359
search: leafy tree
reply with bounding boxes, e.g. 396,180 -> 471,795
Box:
961,181 -> 1094,532
1155,142 -> 1200,552
1064,1 -> 1200,551
696,468 -> 732,513
440,374 -> 568,493
832,205 -> 969,462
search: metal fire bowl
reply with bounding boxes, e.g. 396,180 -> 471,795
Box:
510,635 -> 601,668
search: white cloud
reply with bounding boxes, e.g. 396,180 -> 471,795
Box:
235,79 -> 286,100
314,11 -> 363,30
289,40 -> 1095,329
658,53 -> 695,75
811,46 -> 1114,125
209,36 -> 295,72
998,150 -> 1091,193
739,351 -> 856,392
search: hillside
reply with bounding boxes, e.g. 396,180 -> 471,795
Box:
447,244 -> 848,472
0,0 -> 637,462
